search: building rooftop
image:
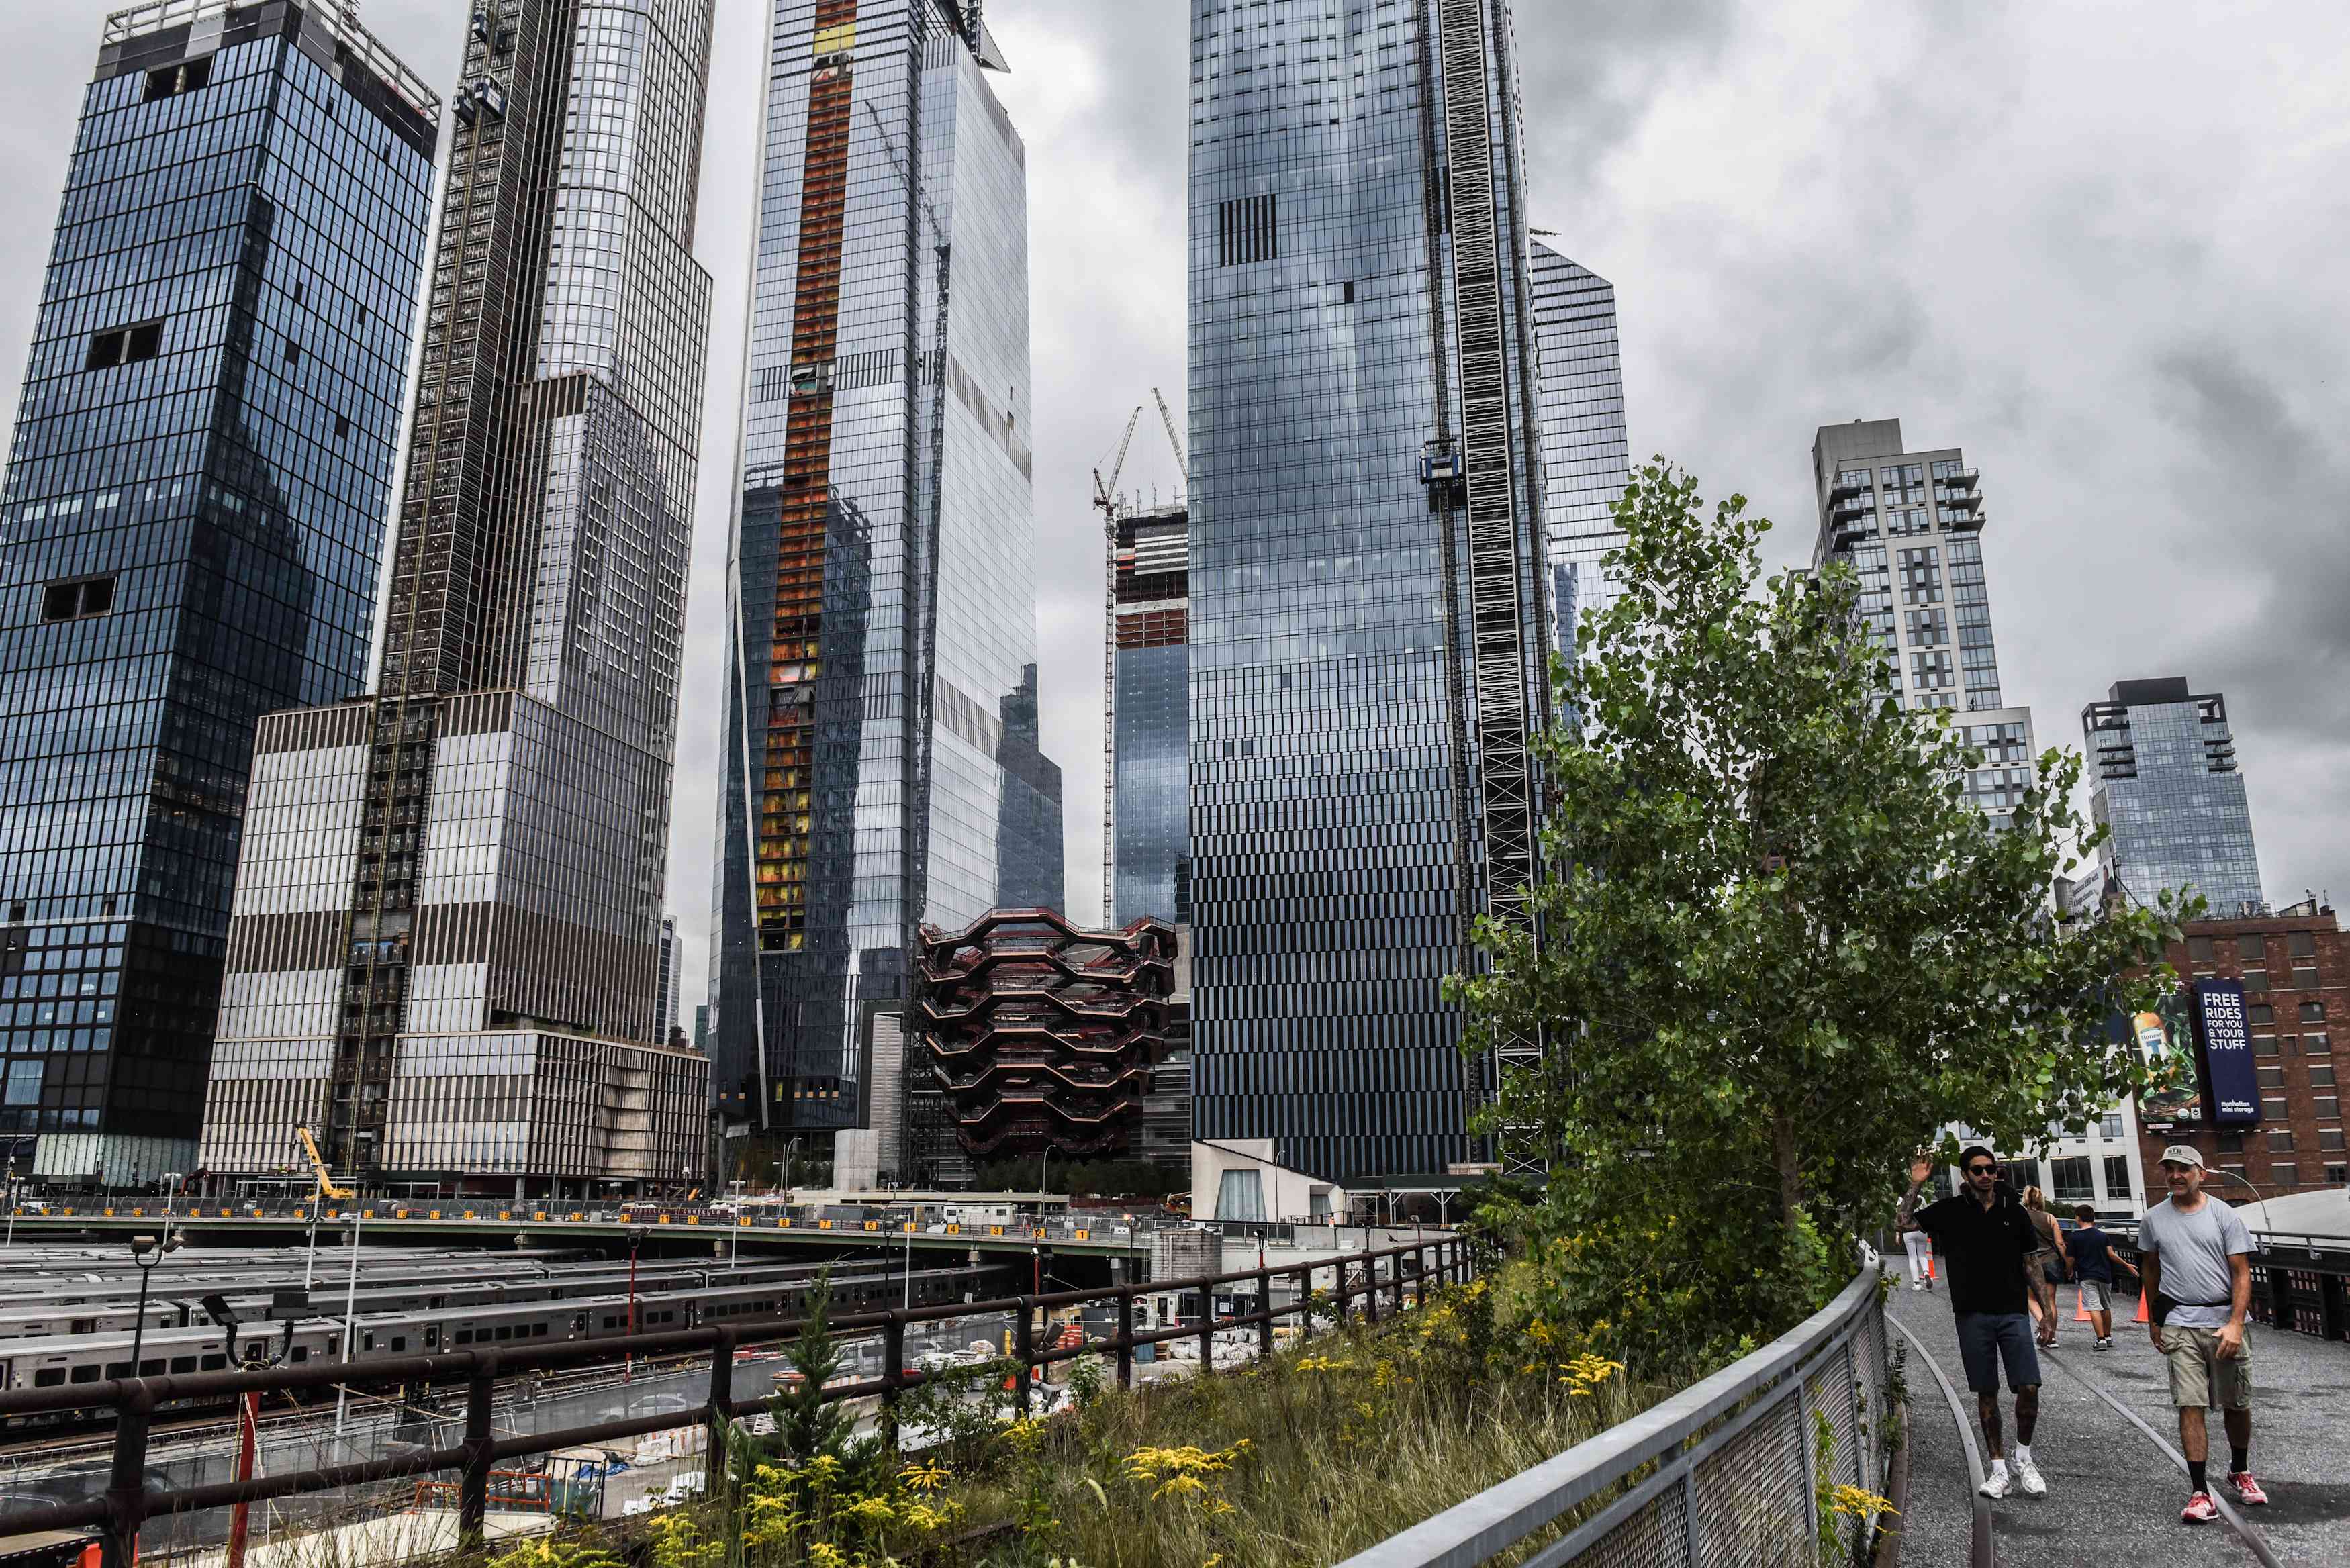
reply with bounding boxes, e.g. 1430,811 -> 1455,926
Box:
103,0 -> 439,125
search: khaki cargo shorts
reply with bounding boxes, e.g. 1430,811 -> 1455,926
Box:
2160,1324 -> 2253,1411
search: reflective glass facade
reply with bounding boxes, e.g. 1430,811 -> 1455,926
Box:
1187,0 -> 1550,1183
2087,679 -> 2265,918
0,3 -> 436,1183
1529,245 -> 1628,663
712,0 -> 1058,1142
197,0 -> 716,1191
1109,504 -> 1190,926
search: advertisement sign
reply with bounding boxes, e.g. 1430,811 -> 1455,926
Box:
2131,1001 -> 2204,1130
2188,979 -> 2260,1128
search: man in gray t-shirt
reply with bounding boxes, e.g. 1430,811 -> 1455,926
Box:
2138,1144 -> 2267,1522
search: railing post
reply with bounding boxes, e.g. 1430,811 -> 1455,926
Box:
1294,1265 -> 1312,1342
706,1328 -> 737,1494
101,1379 -> 154,1568
1014,1297 -> 1035,1417
1256,1268 -> 1274,1362
1115,1287 -> 1135,1391
1413,1245 -> 1428,1307
880,1312 -> 906,1448
1365,1255 -> 1380,1325
1198,1281 -> 1215,1375
460,1353 -> 496,1549
2320,1269 -> 2347,1343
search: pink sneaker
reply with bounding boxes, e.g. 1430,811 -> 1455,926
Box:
2181,1491 -> 2219,1524
2229,1472 -> 2269,1506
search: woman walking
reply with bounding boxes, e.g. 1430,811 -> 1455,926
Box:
2021,1186 -> 2065,1347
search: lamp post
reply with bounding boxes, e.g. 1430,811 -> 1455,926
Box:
128,1231 -> 183,1373
161,1171 -> 183,1229
333,1211 -> 363,1440
624,1224 -> 647,1385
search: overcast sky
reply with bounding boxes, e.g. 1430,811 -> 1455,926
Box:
6,2 -> 2347,997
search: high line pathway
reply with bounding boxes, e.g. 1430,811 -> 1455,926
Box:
1887,1281 -> 2350,1566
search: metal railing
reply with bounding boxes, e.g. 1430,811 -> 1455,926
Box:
1335,1269 -> 1890,1568
2106,1220 -> 2350,1342
0,1238 -> 1465,1568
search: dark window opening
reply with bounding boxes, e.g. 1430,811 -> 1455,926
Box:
86,320 -> 163,372
1217,193 -> 1279,266
291,281 -> 305,305
283,339 -> 302,366
1342,281 -> 1355,303
34,1368 -> 65,1387
334,414 -> 352,440
143,56 -> 212,101
41,577 -> 115,622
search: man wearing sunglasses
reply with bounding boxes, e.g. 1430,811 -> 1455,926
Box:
1900,1147 -> 2049,1498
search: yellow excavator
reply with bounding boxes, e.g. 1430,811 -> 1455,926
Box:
295,1126 -> 353,1202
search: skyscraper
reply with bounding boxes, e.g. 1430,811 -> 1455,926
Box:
1809,419 -> 2040,827
1107,499 -> 1192,927
1186,0 -> 1553,1189
710,0 -> 1058,1153
197,0 -> 717,1192
0,0 -> 437,1185
658,916 -> 681,1045
2085,679 -> 2266,917
1530,245 -> 1629,664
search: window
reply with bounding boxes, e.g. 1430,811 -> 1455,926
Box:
2322,1130 -> 2346,1152
142,56 -> 212,100
2100,1112 -> 2124,1140
2289,932 -> 2317,959
2255,1035 -> 2279,1057
2051,1155 -> 2094,1204
39,577 -> 114,623
2309,1064 -> 2336,1087
2237,934 -> 2267,961
2188,936 -> 2216,964
334,414 -> 352,440
2102,1154 -> 2131,1202
34,1368 -> 65,1387
85,320 -> 163,371
2330,1165 -> 2349,1185
283,339 -> 303,366
2300,1001 -> 2327,1023
2309,1032 -> 2332,1054
2256,1065 -> 2284,1089
2250,1003 -> 2274,1025
169,1356 -> 196,1374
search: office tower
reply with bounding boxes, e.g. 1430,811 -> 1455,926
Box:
1107,501 -> 1191,926
1529,245 -> 1629,664
1809,419 -> 2040,827
657,917 -> 680,1045
1187,0 -> 1553,1188
710,0 -> 1056,1152
693,1002 -> 710,1055
2085,679 -> 2266,916
197,0 -> 717,1192
0,1 -> 436,1185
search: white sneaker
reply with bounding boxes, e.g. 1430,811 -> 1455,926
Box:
1979,1467 -> 2013,1499
2012,1453 -> 2048,1498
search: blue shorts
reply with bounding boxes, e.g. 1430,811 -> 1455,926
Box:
1955,1312 -> 2041,1395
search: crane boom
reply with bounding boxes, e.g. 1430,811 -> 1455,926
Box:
295,1126 -> 352,1202
1152,387 -> 1186,481
1094,405 -> 1143,516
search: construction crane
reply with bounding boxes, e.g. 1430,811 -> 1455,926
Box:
1092,405 -> 1143,519
1152,387 -> 1187,483
294,1126 -> 352,1202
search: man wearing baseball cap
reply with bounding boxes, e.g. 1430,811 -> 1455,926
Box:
2137,1144 -> 2269,1522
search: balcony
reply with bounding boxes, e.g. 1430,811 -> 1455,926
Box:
1936,485 -> 1982,511
1944,509 -> 1985,533
1827,495 -> 1873,523
1827,474 -> 1869,502
1936,467 -> 1980,491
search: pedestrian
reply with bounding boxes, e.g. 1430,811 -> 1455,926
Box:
1900,1149 -> 2049,1498
2020,1185 -> 2065,1347
1903,1222 -> 1936,1292
2139,1144 -> 2269,1523
2063,1204 -> 2138,1350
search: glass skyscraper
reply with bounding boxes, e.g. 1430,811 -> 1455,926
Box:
2086,678 -> 2266,917
710,0 -> 1059,1155
0,1 -> 436,1185
1530,245 -> 1628,665
1108,501 -> 1192,927
195,0 -> 716,1192
1187,0 -> 1554,1185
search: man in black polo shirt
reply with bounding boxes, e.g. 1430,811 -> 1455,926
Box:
1900,1147 -> 2048,1498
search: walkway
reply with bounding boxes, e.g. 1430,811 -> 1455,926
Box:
1887,1283 -> 2350,1566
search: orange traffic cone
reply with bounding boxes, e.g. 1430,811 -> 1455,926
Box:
2075,1288 -> 2090,1322
2134,1290 -> 2149,1324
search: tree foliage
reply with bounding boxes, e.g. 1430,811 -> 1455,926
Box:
1450,462 -> 2184,1361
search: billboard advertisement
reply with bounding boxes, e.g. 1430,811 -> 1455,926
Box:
2188,979 -> 2261,1128
2130,999 -> 2203,1130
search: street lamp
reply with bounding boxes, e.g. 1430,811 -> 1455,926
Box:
624,1224 -> 647,1385
333,1211 -> 364,1439
128,1232 -> 183,1373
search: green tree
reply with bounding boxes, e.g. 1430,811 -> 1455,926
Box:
1452,462 -> 2185,1362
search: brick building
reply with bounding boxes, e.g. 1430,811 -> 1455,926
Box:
2138,909 -> 2347,1198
